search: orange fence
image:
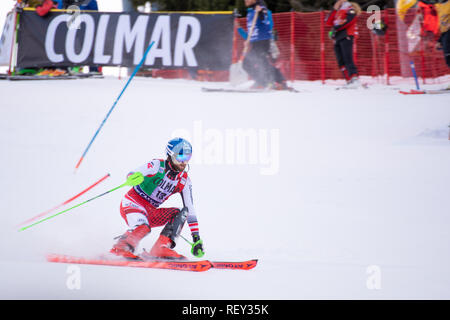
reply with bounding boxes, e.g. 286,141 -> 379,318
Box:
152,9 -> 449,84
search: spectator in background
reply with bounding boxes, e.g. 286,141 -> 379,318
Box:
54,0 -> 98,10
79,0 -> 98,11
415,0 -> 449,89
432,0 -> 450,89
325,0 -> 362,88
431,0 -> 450,69
36,0 -> 57,16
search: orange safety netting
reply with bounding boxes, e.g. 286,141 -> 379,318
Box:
153,9 -> 449,84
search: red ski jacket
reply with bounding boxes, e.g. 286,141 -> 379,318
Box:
325,2 -> 358,42
36,0 -> 57,17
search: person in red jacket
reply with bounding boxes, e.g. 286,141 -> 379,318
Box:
35,0 -> 57,16
326,0 -> 361,88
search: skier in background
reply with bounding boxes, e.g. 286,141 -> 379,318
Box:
326,0 -> 362,88
110,138 -> 204,260
242,0 -> 291,90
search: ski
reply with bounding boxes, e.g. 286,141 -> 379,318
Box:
47,254 -> 212,272
72,72 -> 105,79
210,259 -> 258,270
6,74 -> 104,81
202,87 -> 270,93
399,89 -> 450,95
399,90 -> 424,95
7,75 -> 78,81
335,83 -> 369,90
423,89 -> 450,94
47,254 -> 258,271
139,251 -> 258,270
201,87 -> 300,93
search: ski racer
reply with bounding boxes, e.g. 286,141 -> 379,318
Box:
110,138 -> 204,260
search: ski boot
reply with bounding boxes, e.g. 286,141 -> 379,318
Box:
346,75 -> 362,89
146,208 -> 188,260
110,224 -> 150,259
249,82 -> 267,90
274,81 -> 297,92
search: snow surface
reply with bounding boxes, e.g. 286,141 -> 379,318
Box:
0,76 -> 449,299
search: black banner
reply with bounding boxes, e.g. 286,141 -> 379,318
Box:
16,10 -> 233,70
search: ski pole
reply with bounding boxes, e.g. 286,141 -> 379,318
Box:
74,41 -> 155,172
17,173 -> 110,227
19,173 -> 144,232
180,234 -> 193,246
180,234 -> 205,257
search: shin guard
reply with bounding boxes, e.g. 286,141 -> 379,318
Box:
160,207 -> 188,248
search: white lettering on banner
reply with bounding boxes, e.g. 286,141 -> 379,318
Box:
113,14 -> 149,65
66,14 -> 95,63
174,16 -> 201,67
44,13 -> 201,67
94,15 -> 112,64
45,14 -> 69,63
145,15 -> 172,66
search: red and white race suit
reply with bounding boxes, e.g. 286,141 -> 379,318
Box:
119,159 -> 199,236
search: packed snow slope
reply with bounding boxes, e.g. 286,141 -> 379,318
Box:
0,77 -> 449,299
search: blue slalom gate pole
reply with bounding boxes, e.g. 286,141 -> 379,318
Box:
75,41 -> 155,172
409,60 -> 420,91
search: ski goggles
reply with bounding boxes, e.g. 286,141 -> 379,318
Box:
171,152 -> 192,164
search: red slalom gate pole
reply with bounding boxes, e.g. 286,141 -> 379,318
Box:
290,11 -> 295,82
384,9 -> 390,85
16,173 -> 110,227
320,11 -> 325,84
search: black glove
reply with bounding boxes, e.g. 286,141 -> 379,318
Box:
191,234 -> 204,258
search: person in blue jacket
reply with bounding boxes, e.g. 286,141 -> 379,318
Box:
80,0 -> 98,10
55,0 -> 98,10
241,0 -> 289,90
